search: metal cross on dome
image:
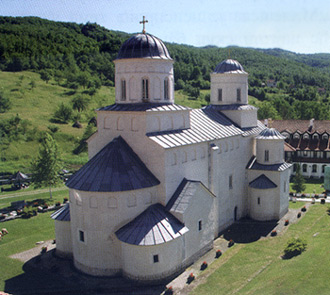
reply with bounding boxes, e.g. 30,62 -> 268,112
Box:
140,16 -> 148,33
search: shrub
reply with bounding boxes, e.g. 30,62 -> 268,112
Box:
164,286 -> 173,295
283,238 -> 307,259
271,230 -> 277,236
52,103 -> 73,123
321,198 -> 326,204
297,212 -> 301,218
187,273 -> 195,284
41,246 -> 47,254
301,206 -> 307,212
63,197 -> 68,203
201,261 -> 208,270
215,249 -> 222,258
228,239 -> 235,247
284,219 -> 289,226
55,202 -> 61,207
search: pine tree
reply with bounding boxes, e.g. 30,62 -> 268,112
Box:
292,164 -> 306,193
31,133 -> 62,198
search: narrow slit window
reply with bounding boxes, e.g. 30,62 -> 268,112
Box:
265,150 -> 269,162
121,80 -> 126,101
237,88 -> 241,102
164,78 -> 169,100
153,254 -> 159,263
218,89 -> 222,101
229,175 -> 233,189
79,230 -> 85,242
257,197 -> 260,205
142,78 -> 149,100
198,220 -> 202,231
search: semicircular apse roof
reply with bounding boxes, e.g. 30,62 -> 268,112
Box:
66,136 -> 160,192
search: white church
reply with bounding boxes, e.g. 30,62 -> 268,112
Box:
52,26 -> 291,283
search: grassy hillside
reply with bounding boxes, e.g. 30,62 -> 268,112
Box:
0,71 -> 115,173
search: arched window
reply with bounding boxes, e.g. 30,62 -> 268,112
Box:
121,79 -> 126,101
142,78 -> 149,100
164,78 -> 169,100
322,165 -> 327,173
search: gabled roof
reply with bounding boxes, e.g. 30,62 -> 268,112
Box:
148,108 -> 247,148
166,178 -> 214,214
115,204 -> 188,246
51,204 -> 70,221
271,120 -> 330,134
249,174 -> 277,189
66,136 -> 160,192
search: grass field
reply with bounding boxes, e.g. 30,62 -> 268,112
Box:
191,203 -> 330,295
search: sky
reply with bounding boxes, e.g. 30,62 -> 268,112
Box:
1,0 -> 330,54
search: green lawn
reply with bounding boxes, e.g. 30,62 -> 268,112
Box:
192,203 -> 330,295
0,211 -> 56,291
290,178 -> 325,194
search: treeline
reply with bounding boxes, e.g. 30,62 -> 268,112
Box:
2,17 -> 330,120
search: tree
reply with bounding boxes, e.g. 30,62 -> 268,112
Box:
72,95 -> 90,112
52,103 -> 73,123
31,133 -> 62,198
40,70 -> 52,83
292,164 -> 306,193
0,92 -> 11,113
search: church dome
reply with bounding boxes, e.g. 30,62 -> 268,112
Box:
116,33 -> 172,60
214,59 -> 247,74
257,128 -> 285,140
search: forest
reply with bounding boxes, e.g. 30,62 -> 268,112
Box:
1,16 -> 330,122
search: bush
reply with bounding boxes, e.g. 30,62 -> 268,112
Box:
200,261 -> 208,270
301,206 -> 307,212
283,238 -> 307,259
321,198 -> 326,204
284,219 -> 289,226
215,249 -> 222,258
271,230 -> 277,236
228,239 -> 235,247
297,212 -> 301,218
52,103 -> 73,123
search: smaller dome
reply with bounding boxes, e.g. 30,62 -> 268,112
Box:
116,33 -> 172,60
214,59 -> 247,74
257,128 -> 285,140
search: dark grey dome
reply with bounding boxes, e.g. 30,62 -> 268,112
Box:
257,128 -> 285,140
116,33 -> 172,60
214,59 -> 246,74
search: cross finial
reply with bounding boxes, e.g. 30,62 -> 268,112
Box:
140,16 -> 148,34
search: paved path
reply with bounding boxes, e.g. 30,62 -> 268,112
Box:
0,187 -> 68,200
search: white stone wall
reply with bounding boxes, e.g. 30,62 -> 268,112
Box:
256,138 -> 284,165
181,185 -> 215,261
69,186 -> 158,276
210,73 -> 248,105
221,109 -> 258,128
121,238 -> 184,282
294,162 -> 329,179
248,169 -> 289,221
114,59 -> 174,104
54,220 -> 72,258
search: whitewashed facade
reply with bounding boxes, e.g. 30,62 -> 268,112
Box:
53,33 -> 291,283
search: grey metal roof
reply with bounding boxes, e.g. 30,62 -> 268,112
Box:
213,59 -> 247,74
166,178 -> 214,214
256,128 -> 285,140
116,33 -> 172,60
206,104 -> 257,111
66,136 -> 160,192
249,174 -> 277,189
98,103 -> 190,112
242,121 -> 266,137
115,204 -> 188,246
247,157 -> 292,171
51,204 -> 70,221
147,108 -> 243,148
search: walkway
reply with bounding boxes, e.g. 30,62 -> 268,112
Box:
0,187 -> 68,201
